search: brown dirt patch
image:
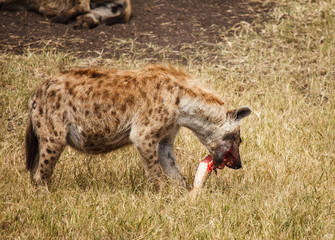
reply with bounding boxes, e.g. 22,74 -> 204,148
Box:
0,0 -> 272,62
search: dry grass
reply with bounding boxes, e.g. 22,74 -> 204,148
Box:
1,0 -> 335,239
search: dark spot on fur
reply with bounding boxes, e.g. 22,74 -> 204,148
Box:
73,106 -> 77,112
41,153 -> 45,158
54,131 -> 58,137
140,91 -> 146,98
50,90 -> 56,97
103,90 -> 109,99
105,126 -> 111,133
85,110 -> 90,116
120,104 -> 126,113
46,148 -> 52,154
50,121 -> 55,131
97,79 -> 104,87
73,69 -> 89,76
126,96 -> 134,105
56,102 -> 60,110
93,91 -> 101,98
62,111 -> 67,121
39,108 -> 43,115
111,93 -> 119,103
44,160 -> 49,164
36,121 -> 41,128
50,137 -> 55,143
94,103 -> 100,113
92,72 -> 106,79
175,97 -> 180,105
86,86 -> 93,95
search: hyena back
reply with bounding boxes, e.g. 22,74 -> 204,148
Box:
25,65 -> 251,189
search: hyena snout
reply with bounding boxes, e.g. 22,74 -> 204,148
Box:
213,144 -> 242,170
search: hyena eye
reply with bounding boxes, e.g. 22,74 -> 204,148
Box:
222,134 -> 233,141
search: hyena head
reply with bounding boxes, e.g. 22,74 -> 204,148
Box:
208,106 -> 252,170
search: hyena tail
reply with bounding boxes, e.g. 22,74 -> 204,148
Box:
25,116 -> 39,172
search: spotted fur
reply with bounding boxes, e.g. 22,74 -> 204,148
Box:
25,64 -> 251,189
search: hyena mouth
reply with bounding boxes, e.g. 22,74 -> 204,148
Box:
215,148 -> 235,169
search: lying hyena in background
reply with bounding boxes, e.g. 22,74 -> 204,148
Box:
25,65 -> 251,190
0,0 -> 131,28
74,1 -> 131,29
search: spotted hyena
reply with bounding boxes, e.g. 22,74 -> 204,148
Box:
25,65 -> 251,190
0,0 -> 131,28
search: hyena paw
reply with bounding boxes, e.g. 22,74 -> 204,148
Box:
74,15 -> 98,29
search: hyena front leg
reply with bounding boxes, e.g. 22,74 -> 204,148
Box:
130,127 -> 164,190
133,138 -> 162,190
158,126 -> 187,188
74,14 -> 99,29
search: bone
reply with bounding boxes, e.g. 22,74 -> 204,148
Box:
189,155 -> 213,198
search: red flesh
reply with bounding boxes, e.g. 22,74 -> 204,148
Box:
201,148 -> 235,172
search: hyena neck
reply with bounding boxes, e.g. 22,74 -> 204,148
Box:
177,94 -> 226,145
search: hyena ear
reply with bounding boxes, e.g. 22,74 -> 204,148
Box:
227,106 -> 252,122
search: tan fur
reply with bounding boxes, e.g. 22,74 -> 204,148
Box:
0,0 -> 131,28
25,64 -> 251,190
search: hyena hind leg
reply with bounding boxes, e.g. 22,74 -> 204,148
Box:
29,126 -> 67,186
32,141 -> 66,186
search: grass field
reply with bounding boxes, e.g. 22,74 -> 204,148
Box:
1,0 -> 335,239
